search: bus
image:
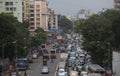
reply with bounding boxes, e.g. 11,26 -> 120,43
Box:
16,58 -> 28,70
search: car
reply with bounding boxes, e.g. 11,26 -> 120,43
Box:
41,66 -> 49,74
32,53 -> 37,59
81,71 -> 88,76
69,71 -> 78,76
58,68 -> 67,76
10,71 -> 17,76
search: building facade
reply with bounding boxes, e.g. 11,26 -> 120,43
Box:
28,0 -> 58,35
23,0 -> 29,21
0,0 -> 23,22
29,0 -> 48,35
77,9 -> 93,19
47,8 -> 58,30
114,0 -> 120,10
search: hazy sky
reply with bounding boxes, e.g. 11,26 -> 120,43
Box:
48,0 -> 114,16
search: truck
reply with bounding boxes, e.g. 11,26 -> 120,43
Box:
88,64 -> 105,74
50,49 -> 56,59
42,54 -> 49,65
60,53 -> 68,62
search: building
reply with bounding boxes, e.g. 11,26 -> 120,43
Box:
114,0 -> 120,10
47,8 -> 58,30
28,0 -> 58,35
23,0 -> 29,21
112,51 -> 120,76
77,9 -> 93,19
0,0 -> 23,22
28,0 -> 48,35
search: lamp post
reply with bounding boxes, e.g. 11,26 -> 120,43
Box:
13,41 -> 17,60
2,44 -> 4,65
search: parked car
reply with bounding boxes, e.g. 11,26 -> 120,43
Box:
41,66 -> 49,74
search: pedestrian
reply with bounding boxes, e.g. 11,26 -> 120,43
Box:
24,71 -> 27,76
24,71 -> 29,76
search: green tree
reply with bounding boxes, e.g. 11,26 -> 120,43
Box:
73,9 -> 120,66
60,16 -> 73,33
0,13 -> 30,60
31,28 -> 48,48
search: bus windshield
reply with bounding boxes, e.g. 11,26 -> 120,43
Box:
16,58 -> 28,70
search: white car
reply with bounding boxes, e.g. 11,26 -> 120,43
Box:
58,68 -> 67,76
32,53 -> 37,59
81,71 -> 88,76
41,66 -> 49,74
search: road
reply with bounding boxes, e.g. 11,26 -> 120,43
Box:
20,44 -> 60,76
26,56 -> 59,76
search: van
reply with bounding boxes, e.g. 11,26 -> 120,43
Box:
70,71 -> 78,76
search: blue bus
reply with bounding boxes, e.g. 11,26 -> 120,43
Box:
16,58 -> 28,70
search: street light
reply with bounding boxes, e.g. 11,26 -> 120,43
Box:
12,40 -> 17,60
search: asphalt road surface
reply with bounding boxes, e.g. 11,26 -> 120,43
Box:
20,44 -> 60,76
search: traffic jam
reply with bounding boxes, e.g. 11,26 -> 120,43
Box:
55,33 -> 110,76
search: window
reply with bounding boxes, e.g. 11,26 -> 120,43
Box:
30,14 -> 34,17
13,7 -> 16,11
36,10 -> 40,12
30,5 -> 34,8
30,18 -> 34,21
36,14 -> 40,17
30,10 -> 34,12
37,18 -> 40,21
10,7 -> 13,11
5,2 -> 9,6
6,7 -> 9,11
10,2 -> 13,5
30,23 -> 34,25
36,5 -> 40,8
30,27 -> 34,29
36,22 -> 40,25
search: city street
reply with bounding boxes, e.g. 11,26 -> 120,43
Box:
20,44 -> 60,76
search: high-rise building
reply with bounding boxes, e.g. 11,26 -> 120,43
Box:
23,0 -> 29,21
47,8 -> 58,30
28,0 -> 58,35
28,0 -> 48,35
0,0 -> 23,22
114,0 -> 120,10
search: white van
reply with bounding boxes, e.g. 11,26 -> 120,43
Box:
70,71 -> 78,76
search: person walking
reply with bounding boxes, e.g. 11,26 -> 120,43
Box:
24,71 -> 29,76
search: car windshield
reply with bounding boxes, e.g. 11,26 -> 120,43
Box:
59,69 -> 64,73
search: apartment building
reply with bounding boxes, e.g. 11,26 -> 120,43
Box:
0,0 -> 23,22
77,9 -> 93,19
114,0 -> 120,10
23,0 -> 29,21
29,0 -> 58,35
29,0 -> 48,35
47,8 -> 58,30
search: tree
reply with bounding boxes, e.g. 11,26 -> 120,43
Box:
0,13 -> 30,60
74,9 -> 120,66
0,13 -> 17,59
31,28 -> 48,48
60,16 -> 73,33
